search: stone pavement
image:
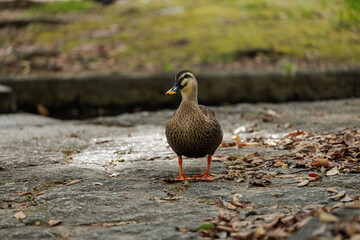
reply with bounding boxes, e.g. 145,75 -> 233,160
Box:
0,99 -> 359,239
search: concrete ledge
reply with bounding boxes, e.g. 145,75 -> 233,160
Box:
0,84 -> 16,113
0,67 -> 359,117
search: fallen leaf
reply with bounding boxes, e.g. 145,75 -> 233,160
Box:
273,160 -> 286,167
227,203 -> 237,210
36,191 -> 45,196
311,158 -> 330,168
278,174 -> 297,179
221,141 -> 229,147
36,104 -> 49,116
92,182 -> 104,186
234,126 -> 253,134
346,202 -> 360,209
65,180 -> 82,186
318,211 -> 339,223
48,219 -> 62,226
196,223 -> 215,231
326,167 -> 339,176
284,122 -> 292,129
254,226 -> 266,238
249,179 -> 271,187
294,177 -> 304,182
330,190 -> 346,200
308,173 -> 320,178
102,221 -> 137,227
230,232 -> 251,239
340,195 -> 353,203
236,140 -> 247,147
14,211 -> 27,219
154,197 -> 180,203
331,202 -> 345,209
288,130 -> 306,137
297,180 -> 309,187
344,132 -> 355,147
264,139 -> 277,146
326,188 -> 338,193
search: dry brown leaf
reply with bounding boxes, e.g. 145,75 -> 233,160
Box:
254,226 -> 266,238
227,203 -> 237,210
294,177 -> 304,182
268,227 -> 292,239
345,202 -> 360,209
327,188 -> 338,193
230,231 -> 251,239
232,220 -> 250,229
273,160 -> 286,167
249,179 -> 271,187
92,182 -> 104,186
37,104 -> 49,116
331,202 -> 345,209
278,174 -> 297,179
65,179 -> 82,186
330,190 -> 346,200
14,211 -> 27,219
327,167 -> 339,176
311,158 -> 330,168
36,191 -> 45,196
318,211 -> 339,223
102,221 -> 137,227
340,195 -> 353,203
48,219 -> 62,226
344,132 -> 355,147
264,139 -> 277,146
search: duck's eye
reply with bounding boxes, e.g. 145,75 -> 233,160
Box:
183,74 -> 191,79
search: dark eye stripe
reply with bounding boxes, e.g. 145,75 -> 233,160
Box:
178,74 -> 191,82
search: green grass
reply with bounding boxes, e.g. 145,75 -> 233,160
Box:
29,0 -> 98,14
13,0 -> 360,72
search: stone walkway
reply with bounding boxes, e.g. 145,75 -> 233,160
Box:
0,99 -> 359,239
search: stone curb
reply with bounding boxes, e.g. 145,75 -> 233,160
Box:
0,67 -> 359,117
0,84 -> 16,113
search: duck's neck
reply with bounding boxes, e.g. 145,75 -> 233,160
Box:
180,81 -> 198,103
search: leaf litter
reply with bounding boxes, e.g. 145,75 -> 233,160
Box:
191,129 -> 360,239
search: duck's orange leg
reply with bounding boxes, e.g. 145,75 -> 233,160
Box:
192,155 -> 214,181
173,156 -> 190,181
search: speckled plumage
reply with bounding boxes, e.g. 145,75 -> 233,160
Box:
165,72 -> 223,159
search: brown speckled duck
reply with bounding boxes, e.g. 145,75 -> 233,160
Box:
165,70 -> 223,181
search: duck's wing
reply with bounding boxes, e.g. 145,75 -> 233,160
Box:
199,105 -> 216,118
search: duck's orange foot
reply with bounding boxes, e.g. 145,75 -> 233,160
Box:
192,173 -> 214,181
173,174 -> 191,181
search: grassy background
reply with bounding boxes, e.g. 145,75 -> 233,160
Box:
2,0 -> 360,73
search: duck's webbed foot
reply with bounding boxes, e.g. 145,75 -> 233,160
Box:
192,172 -> 214,181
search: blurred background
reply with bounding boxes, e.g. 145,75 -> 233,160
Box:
0,0 -> 359,117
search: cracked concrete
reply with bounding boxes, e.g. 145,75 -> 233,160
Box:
0,98 -> 359,239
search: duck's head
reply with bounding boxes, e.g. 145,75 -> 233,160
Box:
166,70 -> 198,101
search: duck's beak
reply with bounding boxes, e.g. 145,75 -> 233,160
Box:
165,84 -> 182,95
166,89 -> 177,95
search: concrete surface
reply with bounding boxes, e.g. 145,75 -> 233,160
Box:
0,98 -> 359,239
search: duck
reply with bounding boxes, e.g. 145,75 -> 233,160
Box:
165,70 -> 223,181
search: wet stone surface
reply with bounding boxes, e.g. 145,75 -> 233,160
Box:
0,99 -> 360,239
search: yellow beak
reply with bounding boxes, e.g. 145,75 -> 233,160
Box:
166,90 -> 177,95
